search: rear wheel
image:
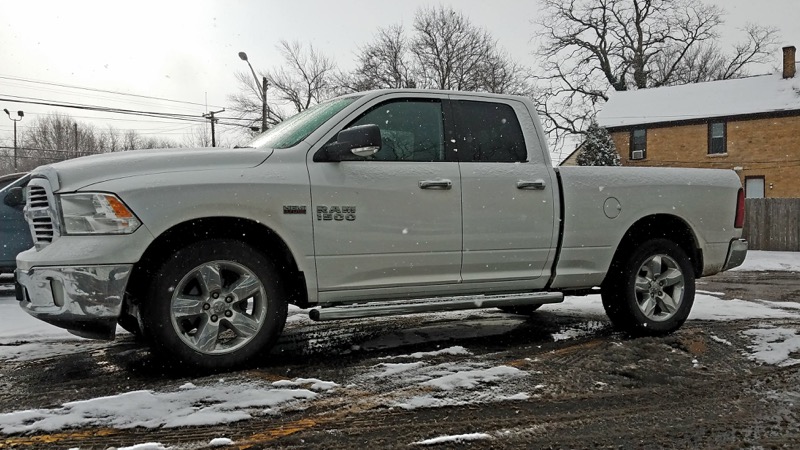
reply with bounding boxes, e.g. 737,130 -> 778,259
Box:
601,239 -> 695,335
141,239 -> 287,370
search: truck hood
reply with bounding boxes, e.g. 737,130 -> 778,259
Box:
32,147 -> 274,192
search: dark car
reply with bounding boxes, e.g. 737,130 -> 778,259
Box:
0,172 -> 27,191
1,173 -> 32,274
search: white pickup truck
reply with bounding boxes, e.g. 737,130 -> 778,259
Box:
14,90 -> 747,370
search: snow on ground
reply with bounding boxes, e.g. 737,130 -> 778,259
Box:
546,293 -> 800,322
0,300 -> 78,344
117,444 -> 169,450
0,378 -> 336,435
411,432 -> 492,446
379,345 -> 472,359
208,437 -> 235,447
0,298 -> 131,361
732,250 -> 800,272
741,327 -> 800,367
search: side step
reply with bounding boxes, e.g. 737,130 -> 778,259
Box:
308,292 -> 564,321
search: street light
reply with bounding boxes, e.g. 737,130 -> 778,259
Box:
238,51 -> 268,132
3,108 -> 24,172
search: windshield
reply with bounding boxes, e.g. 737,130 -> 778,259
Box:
246,96 -> 361,149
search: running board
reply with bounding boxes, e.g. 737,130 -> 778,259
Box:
308,292 -> 564,321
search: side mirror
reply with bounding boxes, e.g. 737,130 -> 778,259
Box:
3,187 -> 24,207
319,124 -> 382,162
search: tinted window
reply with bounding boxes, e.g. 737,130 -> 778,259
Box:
347,99 -> 445,162
453,101 -> 526,162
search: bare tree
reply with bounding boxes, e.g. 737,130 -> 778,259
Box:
270,40 -> 338,112
3,112 -> 180,172
227,71 -> 286,132
342,6 -> 534,96
412,6 -> 497,91
228,40 -> 337,132
180,124 -> 233,148
534,0 -> 779,147
339,24 -> 415,92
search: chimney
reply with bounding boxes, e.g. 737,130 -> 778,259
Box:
783,46 -> 796,79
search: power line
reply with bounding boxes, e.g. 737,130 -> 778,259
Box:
0,74 -> 224,110
1,95 -> 258,132
0,94 -> 208,122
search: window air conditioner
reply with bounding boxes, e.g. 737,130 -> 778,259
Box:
631,150 -> 645,160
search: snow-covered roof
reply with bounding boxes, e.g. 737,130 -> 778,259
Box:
597,73 -> 800,128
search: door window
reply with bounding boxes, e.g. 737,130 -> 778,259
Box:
452,100 -> 527,162
346,100 -> 445,162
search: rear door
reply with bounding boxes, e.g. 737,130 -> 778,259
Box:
449,96 -> 557,285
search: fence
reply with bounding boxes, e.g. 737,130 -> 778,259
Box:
743,198 -> 800,251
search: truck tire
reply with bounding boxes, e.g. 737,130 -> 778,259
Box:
601,238 -> 695,335
497,304 -> 542,315
141,239 -> 287,371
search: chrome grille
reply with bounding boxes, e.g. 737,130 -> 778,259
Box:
24,179 -> 60,248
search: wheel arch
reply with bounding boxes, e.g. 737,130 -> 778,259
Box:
606,214 -> 703,282
126,217 -> 309,309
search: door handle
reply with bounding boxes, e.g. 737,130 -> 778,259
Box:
517,180 -> 546,190
419,179 -> 453,190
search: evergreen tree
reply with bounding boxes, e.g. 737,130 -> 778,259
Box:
577,121 -> 621,166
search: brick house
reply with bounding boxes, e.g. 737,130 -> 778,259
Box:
586,46 -> 800,198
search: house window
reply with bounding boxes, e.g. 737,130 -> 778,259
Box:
745,176 -> 765,198
708,122 -> 726,155
630,128 -> 646,160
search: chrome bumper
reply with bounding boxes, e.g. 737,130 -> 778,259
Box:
721,238 -> 748,271
15,265 -> 133,340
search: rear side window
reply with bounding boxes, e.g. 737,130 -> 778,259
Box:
452,100 -> 527,162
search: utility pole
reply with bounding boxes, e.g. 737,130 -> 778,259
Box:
3,109 -> 24,172
262,76 -> 268,132
203,108 -> 225,147
239,51 -> 268,132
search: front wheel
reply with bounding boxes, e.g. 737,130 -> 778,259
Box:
141,239 -> 287,371
601,239 -> 695,335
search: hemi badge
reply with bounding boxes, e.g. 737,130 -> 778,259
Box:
283,205 -> 307,215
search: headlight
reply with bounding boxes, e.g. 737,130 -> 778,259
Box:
59,193 -> 141,235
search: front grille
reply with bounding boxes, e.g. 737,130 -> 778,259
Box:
28,186 -> 49,208
32,217 -> 55,242
25,179 -> 60,248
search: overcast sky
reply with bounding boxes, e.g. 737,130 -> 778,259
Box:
1,0 -> 798,149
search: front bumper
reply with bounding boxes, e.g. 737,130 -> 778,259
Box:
721,238 -> 748,271
15,264 -> 132,340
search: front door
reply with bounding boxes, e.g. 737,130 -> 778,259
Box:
308,95 -> 462,299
